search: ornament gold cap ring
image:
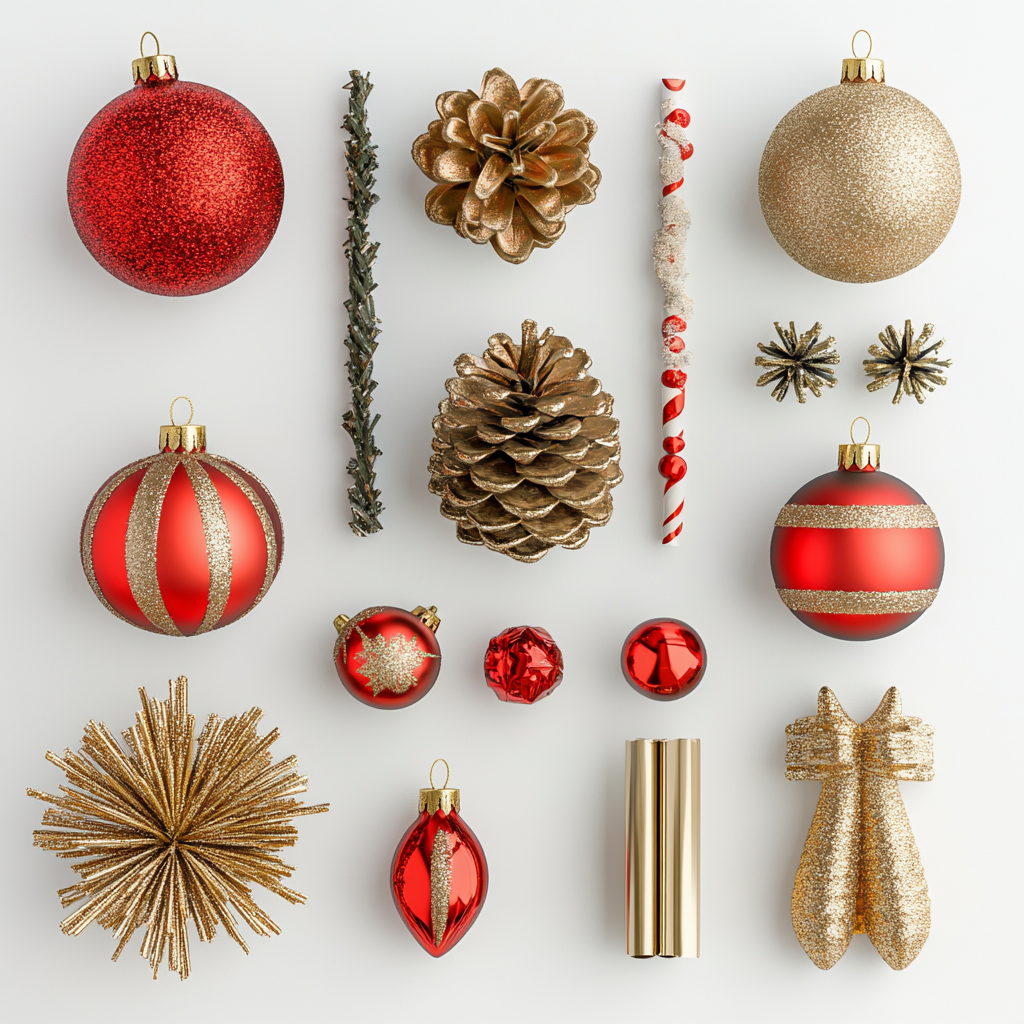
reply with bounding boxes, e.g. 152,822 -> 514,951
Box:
169,396 -> 194,426
429,758 -> 450,789
851,29 -> 872,59
850,416 -> 871,444
140,31 -> 161,57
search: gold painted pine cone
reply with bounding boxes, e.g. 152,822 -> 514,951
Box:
429,320 -> 622,562
412,68 -> 601,264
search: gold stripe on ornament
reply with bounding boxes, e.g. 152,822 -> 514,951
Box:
429,830 -> 453,947
80,456 -> 160,627
200,456 -> 279,612
778,588 -> 939,616
126,456 -> 182,636
775,504 -> 938,530
181,459 -> 233,635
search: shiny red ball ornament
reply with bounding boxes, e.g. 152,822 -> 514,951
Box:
333,605 -> 442,709
67,36 -> 284,296
484,625 -> 564,703
770,424 -> 944,641
392,761 -> 488,957
81,399 -> 283,636
621,618 -> 706,701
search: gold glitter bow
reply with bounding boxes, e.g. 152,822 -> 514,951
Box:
786,687 -> 933,970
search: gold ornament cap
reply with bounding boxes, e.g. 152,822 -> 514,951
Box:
159,396 -> 205,453
419,759 -> 460,815
132,32 -> 178,84
838,417 -> 880,470
841,30 -> 884,84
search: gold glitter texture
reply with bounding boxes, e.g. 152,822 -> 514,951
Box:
27,676 -> 328,979
430,830 -> 453,946
777,588 -> 938,615
775,503 -> 938,529
759,77 -> 960,283
864,321 -> 952,404
353,626 -> 438,696
786,687 -> 932,970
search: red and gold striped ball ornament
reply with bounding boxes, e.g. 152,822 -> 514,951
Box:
81,399 -> 283,636
770,420 -> 943,641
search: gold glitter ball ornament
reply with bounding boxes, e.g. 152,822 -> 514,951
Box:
28,677 -> 328,980
758,32 -> 960,283
412,68 -> 601,263
429,319 -> 621,562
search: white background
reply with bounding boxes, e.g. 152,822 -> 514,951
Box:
1,1 -> 1019,1021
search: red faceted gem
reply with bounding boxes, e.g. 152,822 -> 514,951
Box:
484,626 -> 563,703
621,618 -> 706,701
392,792 -> 488,957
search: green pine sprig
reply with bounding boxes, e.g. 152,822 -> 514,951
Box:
342,70 -> 384,536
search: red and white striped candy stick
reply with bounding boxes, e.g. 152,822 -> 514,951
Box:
655,79 -> 693,546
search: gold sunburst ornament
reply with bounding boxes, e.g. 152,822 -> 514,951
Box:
28,677 -> 328,979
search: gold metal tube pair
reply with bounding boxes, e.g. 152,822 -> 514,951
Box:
625,739 -> 700,958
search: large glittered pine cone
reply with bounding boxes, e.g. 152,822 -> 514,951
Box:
412,69 -> 601,264
429,321 -> 621,562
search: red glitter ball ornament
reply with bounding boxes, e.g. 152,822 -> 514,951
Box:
392,761 -> 487,957
484,626 -> 564,703
621,618 -> 706,701
770,421 -> 944,641
333,605 -> 442,709
67,35 -> 284,296
80,398 -> 284,636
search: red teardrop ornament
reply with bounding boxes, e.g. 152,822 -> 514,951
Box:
391,769 -> 487,957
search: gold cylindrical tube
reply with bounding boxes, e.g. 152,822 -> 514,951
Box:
659,738 -> 700,958
625,739 -> 659,957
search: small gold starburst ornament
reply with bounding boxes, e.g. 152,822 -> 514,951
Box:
864,320 -> 951,404
755,321 -> 840,403
28,677 -> 328,980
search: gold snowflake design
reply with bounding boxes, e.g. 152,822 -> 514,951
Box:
354,627 -> 438,696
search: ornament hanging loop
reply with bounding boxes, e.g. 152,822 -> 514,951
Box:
169,396 -> 194,427
850,416 -> 871,444
429,758 -> 450,789
851,30 -> 872,59
139,31 -> 161,57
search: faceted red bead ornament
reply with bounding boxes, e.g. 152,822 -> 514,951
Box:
621,618 -> 706,701
770,425 -> 944,641
484,625 -> 564,703
333,606 -> 441,709
391,762 -> 488,957
67,37 -> 283,296
80,401 -> 283,636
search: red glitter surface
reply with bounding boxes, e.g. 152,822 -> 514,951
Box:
67,79 -> 284,296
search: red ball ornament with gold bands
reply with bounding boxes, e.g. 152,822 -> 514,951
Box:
81,400 -> 283,636
770,422 -> 943,641
67,35 -> 284,297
